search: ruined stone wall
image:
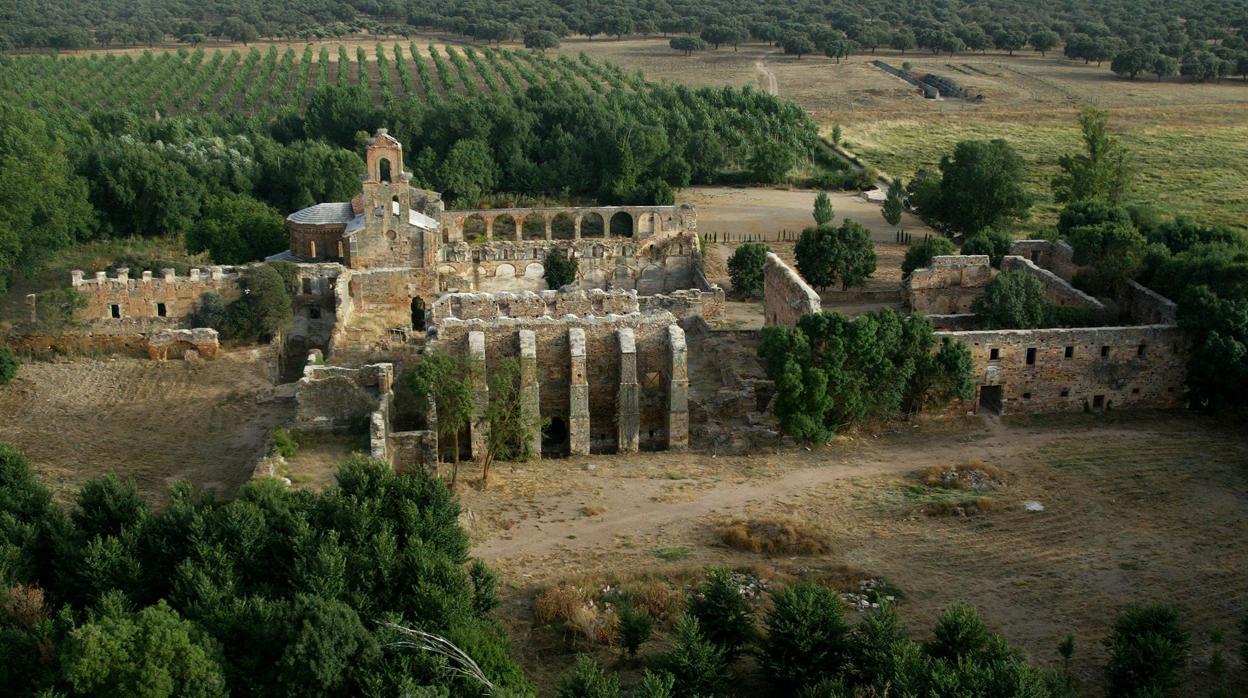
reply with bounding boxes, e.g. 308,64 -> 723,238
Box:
436,233 -> 702,295
68,267 -> 243,325
938,324 -> 1186,415
764,253 -> 821,327
1119,280 -> 1178,325
1008,240 -> 1083,281
1000,256 -> 1104,310
431,311 -> 688,456
903,255 -> 992,315
294,361 -> 394,431
432,289 -> 640,322
440,204 -> 695,244
343,268 -> 437,330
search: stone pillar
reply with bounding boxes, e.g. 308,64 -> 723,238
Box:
116,267 -> 129,283
468,331 -> 490,461
518,330 -> 541,458
162,268 -> 175,283
617,327 -> 640,453
484,215 -> 493,242
568,327 -> 590,456
573,214 -> 582,240
514,215 -> 524,242
666,324 -> 689,450
70,270 -> 83,286
544,215 -> 552,241
26,294 -> 36,323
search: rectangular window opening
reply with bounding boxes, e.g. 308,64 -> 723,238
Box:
1137,343 -> 1146,356
1060,388 -> 1070,397
989,347 -> 1000,361
1132,387 -> 1140,394
302,278 -> 313,294
1093,395 -> 1105,409
110,304 -> 121,319
1100,345 -> 1110,358
1022,392 -> 1032,400
1026,348 -> 1037,365
1064,346 -> 1074,359
156,303 -> 167,317
309,307 -> 322,320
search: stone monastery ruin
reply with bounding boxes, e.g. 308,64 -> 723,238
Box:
47,129 -> 1189,471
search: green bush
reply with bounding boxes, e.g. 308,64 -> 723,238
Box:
924,604 -> 990,662
0,346 -> 17,386
687,567 -> 755,659
972,271 -> 1050,330
271,427 -> 298,459
657,615 -> 727,697
617,602 -> 654,658
960,228 -> 1013,267
901,237 -> 957,276
1104,604 -> 1189,698
634,670 -> 676,698
544,247 -> 578,290
191,292 -> 228,331
557,655 -> 620,698
760,580 -> 851,689
727,242 -> 769,297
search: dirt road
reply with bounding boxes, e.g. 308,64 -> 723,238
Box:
754,51 -> 779,96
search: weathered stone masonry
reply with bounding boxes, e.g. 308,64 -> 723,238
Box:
763,253 -> 821,328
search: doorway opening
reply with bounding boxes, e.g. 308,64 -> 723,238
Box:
542,416 -> 569,457
410,297 -> 426,331
978,385 -> 1003,415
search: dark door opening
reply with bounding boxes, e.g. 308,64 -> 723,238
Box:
978,385 -> 1003,415
542,416 -> 569,457
410,297 -> 426,331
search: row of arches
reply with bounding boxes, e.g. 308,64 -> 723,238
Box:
451,210 -> 661,244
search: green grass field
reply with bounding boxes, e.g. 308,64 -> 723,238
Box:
846,117 -> 1248,236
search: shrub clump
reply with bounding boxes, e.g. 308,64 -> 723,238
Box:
716,517 -> 828,555
0,346 -> 17,386
727,242 -> 770,297
919,461 -> 1008,491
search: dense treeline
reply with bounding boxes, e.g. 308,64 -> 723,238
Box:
6,0 -> 1248,82
0,45 -> 822,289
0,444 -> 527,696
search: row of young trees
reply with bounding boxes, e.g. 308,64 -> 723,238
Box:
552,565 -> 1226,697
0,444 -> 528,696
0,59 -> 824,289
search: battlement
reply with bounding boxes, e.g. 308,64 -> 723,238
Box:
66,265 -> 246,324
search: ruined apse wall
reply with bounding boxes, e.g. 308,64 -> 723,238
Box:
939,324 -> 1187,415
432,311 -> 688,456
763,253 -> 821,327
67,267 -> 243,328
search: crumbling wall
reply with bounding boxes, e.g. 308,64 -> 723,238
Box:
431,311 -> 687,456
903,255 -> 992,315
764,253 -> 821,327
1008,240 -> 1083,281
1000,256 -> 1105,310
939,324 -> 1187,415
294,361 -> 394,431
68,266 -> 243,326
146,328 -> 220,360
432,289 -> 640,322
1119,280 -> 1178,325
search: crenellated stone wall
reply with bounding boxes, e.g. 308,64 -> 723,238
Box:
939,324 -> 1187,415
68,266 -> 243,325
763,253 -> 821,327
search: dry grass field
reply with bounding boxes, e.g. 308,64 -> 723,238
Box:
460,411 -> 1248,695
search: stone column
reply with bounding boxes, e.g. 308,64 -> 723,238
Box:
544,214 -> 552,241
616,327 -> 640,453
568,327 -> 590,456
518,330 -> 541,458
514,215 -> 524,242
468,331 -> 490,461
484,215 -> 493,242
666,324 -> 689,450
573,214 -> 582,240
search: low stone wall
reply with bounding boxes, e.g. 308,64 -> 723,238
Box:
388,430 -> 439,472
1008,240 -> 1083,281
1000,256 -> 1105,310
146,328 -> 220,360
432,289 -> 640,322
903,255 -> 992,315
1119,280 -> 1178,325
938,324 -> 1186,415
764,253 -> 821,327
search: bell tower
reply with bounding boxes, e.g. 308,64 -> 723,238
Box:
362,128 -> 414,236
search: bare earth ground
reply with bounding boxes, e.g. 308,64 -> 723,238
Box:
461,412 -> 1248,694
0,350 -> 292,503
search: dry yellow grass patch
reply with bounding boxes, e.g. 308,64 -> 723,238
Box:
532,584 -> 618,644
919,460 -> 1009,490
715,517 -> 829,555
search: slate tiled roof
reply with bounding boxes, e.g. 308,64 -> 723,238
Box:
286,202 -> 354,226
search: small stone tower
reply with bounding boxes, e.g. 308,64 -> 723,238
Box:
362,129 -> 414,233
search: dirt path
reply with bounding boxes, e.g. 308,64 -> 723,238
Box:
754,50 -> 779,96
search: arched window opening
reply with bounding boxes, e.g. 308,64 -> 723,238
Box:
463,214 -> 487,243
552,212 -> 576,240
610,211 -> 634,238
410,297 -> 426,331
581,212 -> 605,239
379,157 -> 392,183
522,215 -> 546,241
494,214 -> 517,239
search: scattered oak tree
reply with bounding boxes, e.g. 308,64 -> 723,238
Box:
901,236 -> 956,276
727,242 -> 769,297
